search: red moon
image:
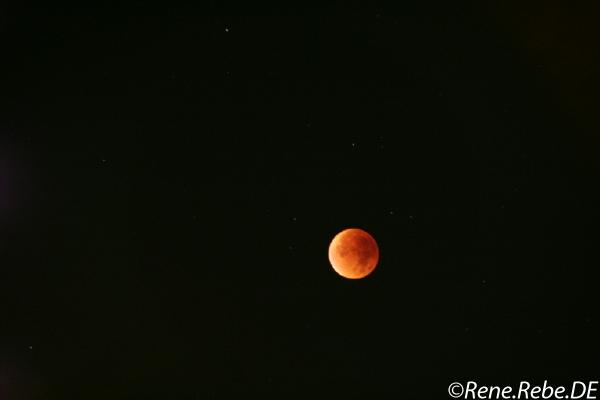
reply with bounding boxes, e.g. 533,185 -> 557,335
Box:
328,228 -> 379,279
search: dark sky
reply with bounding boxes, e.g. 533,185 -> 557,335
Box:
1,2 -> 599,399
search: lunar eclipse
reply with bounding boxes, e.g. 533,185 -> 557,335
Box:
328,228 -> 379,279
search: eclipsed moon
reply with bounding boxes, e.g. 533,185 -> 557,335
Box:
328,228 -> 379,279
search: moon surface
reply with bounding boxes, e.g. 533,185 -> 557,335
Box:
328,228 -> 379,279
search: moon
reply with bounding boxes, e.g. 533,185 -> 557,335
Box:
328,228 -> 379,279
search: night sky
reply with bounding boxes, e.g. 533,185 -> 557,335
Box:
1,2 -> 599,399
